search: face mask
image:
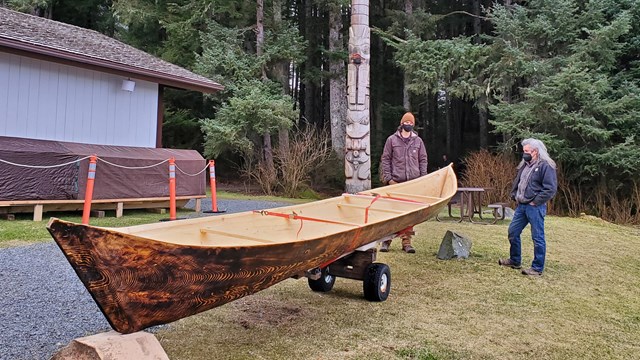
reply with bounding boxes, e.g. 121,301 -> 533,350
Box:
401,124 -> 414,132
523,153 -> 533,162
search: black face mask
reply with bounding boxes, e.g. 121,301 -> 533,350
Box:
523,153 -> 533,162
401,124 -> 414,132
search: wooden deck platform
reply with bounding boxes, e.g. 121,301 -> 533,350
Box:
0,196 -> 205,221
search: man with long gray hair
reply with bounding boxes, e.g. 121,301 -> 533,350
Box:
499,138 -> 558,276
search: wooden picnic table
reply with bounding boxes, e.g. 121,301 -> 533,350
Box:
437,187 -> 487,223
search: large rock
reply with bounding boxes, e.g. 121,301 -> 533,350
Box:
51,331 -> 169,360
503,207 -> 515,219
437,231 -> 472,260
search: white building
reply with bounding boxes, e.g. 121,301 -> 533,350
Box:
0,7 -> 223,219
0,7 -> 223,147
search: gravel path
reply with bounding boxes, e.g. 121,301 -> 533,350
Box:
0,199 -> 288,360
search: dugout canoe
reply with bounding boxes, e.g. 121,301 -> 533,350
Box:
47,165 -> 457,334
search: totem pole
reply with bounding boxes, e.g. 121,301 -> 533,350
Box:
345,0 -> 371,193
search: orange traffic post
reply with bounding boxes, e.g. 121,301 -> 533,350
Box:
210,160 -> 218,211
169,157 -> 177,220
81,155 -> 97,225
204,160 -> 226,214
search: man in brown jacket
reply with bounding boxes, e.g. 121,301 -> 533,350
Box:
379,112 -> 428,253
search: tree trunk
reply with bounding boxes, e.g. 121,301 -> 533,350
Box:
373,28 -> 385,158
473,0 -> 488,148
256,0 -> 274,172
478,94 -> 488,149
345,0 -> 371,193
272,0 -> 290,154
329,2 -> 347,158
472,0 -> 481,43
256,0 -> 266,80
402,0 -> 413,110
303,0 -> 321,126
445,93 -> 452,157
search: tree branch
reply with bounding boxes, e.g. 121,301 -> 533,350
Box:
438,11 -> 489,21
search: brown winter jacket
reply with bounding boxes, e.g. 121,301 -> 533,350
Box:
380,130 -> 428,184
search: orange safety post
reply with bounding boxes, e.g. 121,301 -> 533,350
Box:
204,160 -> 226,214
81,155 -> 97,225
169,158 -> 177,220
210,160 -> 218,211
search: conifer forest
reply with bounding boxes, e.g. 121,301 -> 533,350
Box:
4,0 -> 640,223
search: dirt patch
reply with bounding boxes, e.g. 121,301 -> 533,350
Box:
229,296 -> 306,329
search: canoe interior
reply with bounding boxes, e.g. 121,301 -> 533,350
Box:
113,165 -> 458,247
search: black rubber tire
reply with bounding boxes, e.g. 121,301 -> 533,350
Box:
308,267 -> 336,292
363,263 -> 391,301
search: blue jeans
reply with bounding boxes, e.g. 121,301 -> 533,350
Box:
508,203 -> 547,272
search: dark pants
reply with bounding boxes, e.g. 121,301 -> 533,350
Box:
508,203 -> 547,272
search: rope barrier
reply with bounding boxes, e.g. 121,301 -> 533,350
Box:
97,157 -> 169,170
0,156 -> 205,172
0,155 -> 92,169
175,163 -> 209,177
2,154 -> 213,222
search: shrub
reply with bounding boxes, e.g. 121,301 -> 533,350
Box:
239,154 -> 278,195
592,180 -> 640,225
459,149 -> 518,206
275,124 -> 332,198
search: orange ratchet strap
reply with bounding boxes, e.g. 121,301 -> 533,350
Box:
364,195 -> 381,223
368,193 -> 427,204
254,210 -> 360,238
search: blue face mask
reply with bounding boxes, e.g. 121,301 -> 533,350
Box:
401,124 -> 414,132
523,153 -> 533,162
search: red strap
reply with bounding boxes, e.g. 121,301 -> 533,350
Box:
347,192 -> 428,205
378,194 -> 426,204
364,195 -> 381,223
254,210 -> 361,238
254,210 -> 359,226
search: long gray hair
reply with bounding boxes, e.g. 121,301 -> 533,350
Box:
518,138 -> 557,169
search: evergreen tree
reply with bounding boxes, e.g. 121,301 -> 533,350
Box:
196,15 -> 305,160
388,0 -> 640,216
487,0 -> 640,183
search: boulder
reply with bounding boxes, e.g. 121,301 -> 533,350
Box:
51,331 -> 169,360
503,207 -> 515,219
437,230 -> 472,260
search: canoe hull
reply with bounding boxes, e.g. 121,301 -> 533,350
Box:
47,166 -> 457,333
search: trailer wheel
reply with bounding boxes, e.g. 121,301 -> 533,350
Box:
308,267 -> 335,292
363,263 -> 391,301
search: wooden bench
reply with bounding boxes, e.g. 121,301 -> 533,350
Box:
488,202 -> 510,224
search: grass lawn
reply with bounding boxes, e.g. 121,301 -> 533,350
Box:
2,198 -> 639,359
155,214 -> 640,360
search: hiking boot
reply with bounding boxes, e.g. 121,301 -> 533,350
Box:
521,268 -> 542,276
498,258 -> 521,269
380,240 -> 391,252
401,237 -> 416,254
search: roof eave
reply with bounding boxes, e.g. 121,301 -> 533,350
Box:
0,38 -> 224,93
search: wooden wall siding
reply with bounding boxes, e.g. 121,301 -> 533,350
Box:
0,52 -> 158,147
